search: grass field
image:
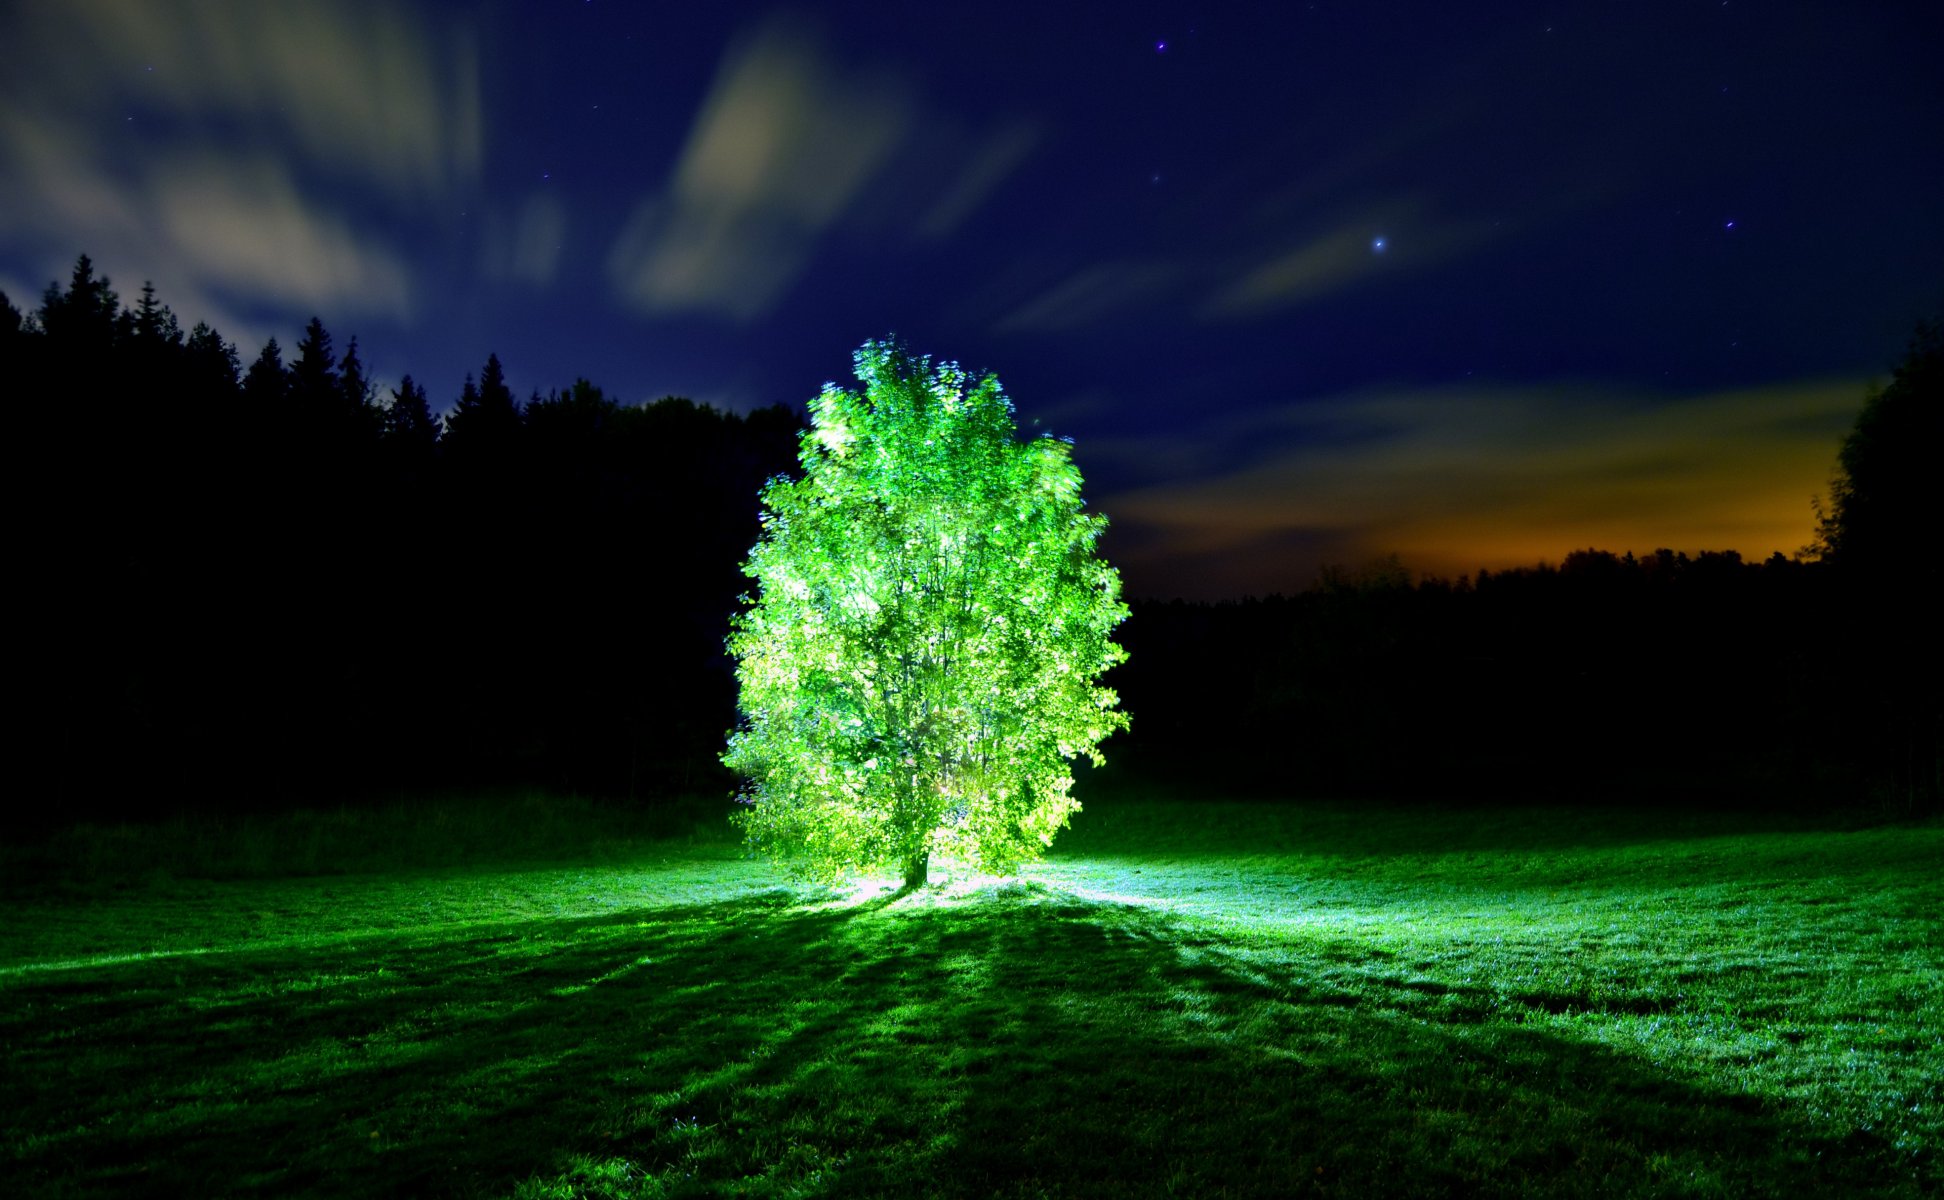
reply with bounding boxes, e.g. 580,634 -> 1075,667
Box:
2,792 -> 1938,1198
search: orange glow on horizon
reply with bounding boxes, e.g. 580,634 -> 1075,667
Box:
1099,377 -> 1862,597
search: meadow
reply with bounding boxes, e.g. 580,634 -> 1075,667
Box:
2,790 -> 1938,1198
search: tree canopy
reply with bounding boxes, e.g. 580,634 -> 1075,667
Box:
724,340 -> 1129,885
1812,315 -> 1942,586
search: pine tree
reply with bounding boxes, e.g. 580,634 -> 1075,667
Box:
243,338 -> 289,408
335,335 -> 384,446
290,316 -> 339,416
338,335 -> 372,409
39,255 -> 119,354
384,374 -> 441,453
444,352 -> 521,456
184,323 -> 242,396
131,281 -> 181,348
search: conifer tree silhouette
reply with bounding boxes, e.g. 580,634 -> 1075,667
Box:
131,281 -> 181,348
290,316 -> 339,419
39,255 -> 118,353
184,323 -> 242,396
243,337 -> 289,407
9,254 -> 818,809
336,335 -> 384,446
385,374 -> 441,453
444,352 -> 522,459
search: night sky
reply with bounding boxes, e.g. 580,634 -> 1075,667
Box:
3,2 -> 1938,599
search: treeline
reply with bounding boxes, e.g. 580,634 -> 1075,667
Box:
1114,547 -> 1936,810
1117,552 -> 1809,803
1121,316 -> 1940,812
7,257 -> 801,821
4,257 -> 1935,820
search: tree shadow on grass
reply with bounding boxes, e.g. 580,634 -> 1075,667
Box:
0,886 -> 1921,1198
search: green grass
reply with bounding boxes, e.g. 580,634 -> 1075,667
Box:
0,792 -> 730,889
2,793 -> 1938,1198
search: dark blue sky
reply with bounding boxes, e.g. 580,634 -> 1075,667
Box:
2,1 -> 1938,597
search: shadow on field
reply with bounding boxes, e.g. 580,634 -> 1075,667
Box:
1,887 -> 1913,1198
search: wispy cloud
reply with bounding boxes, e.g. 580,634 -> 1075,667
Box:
0,113 -> 415,326
481,194 -> 568,289
0,0 -> 472,328
154,156 -> 412,319
609,14 -> 1039,322
0,110 -> 147,248
985,180 -> 1503,335
608,16 -> 912,322
995,260 -> 1183,333
1099,379 -> 1865,596
12,0 -> 479,202
917,121 -> 1041,239
1203,199 -> 1499,317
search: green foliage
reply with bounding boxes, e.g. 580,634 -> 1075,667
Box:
724,340 -> 1128,883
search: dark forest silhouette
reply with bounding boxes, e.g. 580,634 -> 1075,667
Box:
8,257 -> 801,820
1119,318 -> 1940,811
4,258 -> 1936,822
1111,549 -> 1918,808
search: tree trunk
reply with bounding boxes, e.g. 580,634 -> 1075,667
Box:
903,851 -> 929,889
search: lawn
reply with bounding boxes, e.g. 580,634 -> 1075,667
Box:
2,793 -> 1938,1198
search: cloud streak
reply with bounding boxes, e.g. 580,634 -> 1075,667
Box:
995,260 -> 1183,333
1203,200 -> 1500,317
1098,379 -> 1864,597
917,122 -> 1041,239
608,17 -> 911,322
11,0 -> 479,202
154,157 -> 413,319
0,0 -> 476,329
609,14 -> 1038,323
481,195 -> 568,289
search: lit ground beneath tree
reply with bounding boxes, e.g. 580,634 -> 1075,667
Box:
2,795 -> 1937,1197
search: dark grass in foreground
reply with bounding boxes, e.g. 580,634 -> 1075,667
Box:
1,796 -> 1938,1198
0,792 -> 731,891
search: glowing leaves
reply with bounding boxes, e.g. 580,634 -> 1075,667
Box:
723,338 -> 1129,885
813,416 -> 856,457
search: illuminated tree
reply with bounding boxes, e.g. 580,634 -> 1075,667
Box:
724,340 -> 1128,886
